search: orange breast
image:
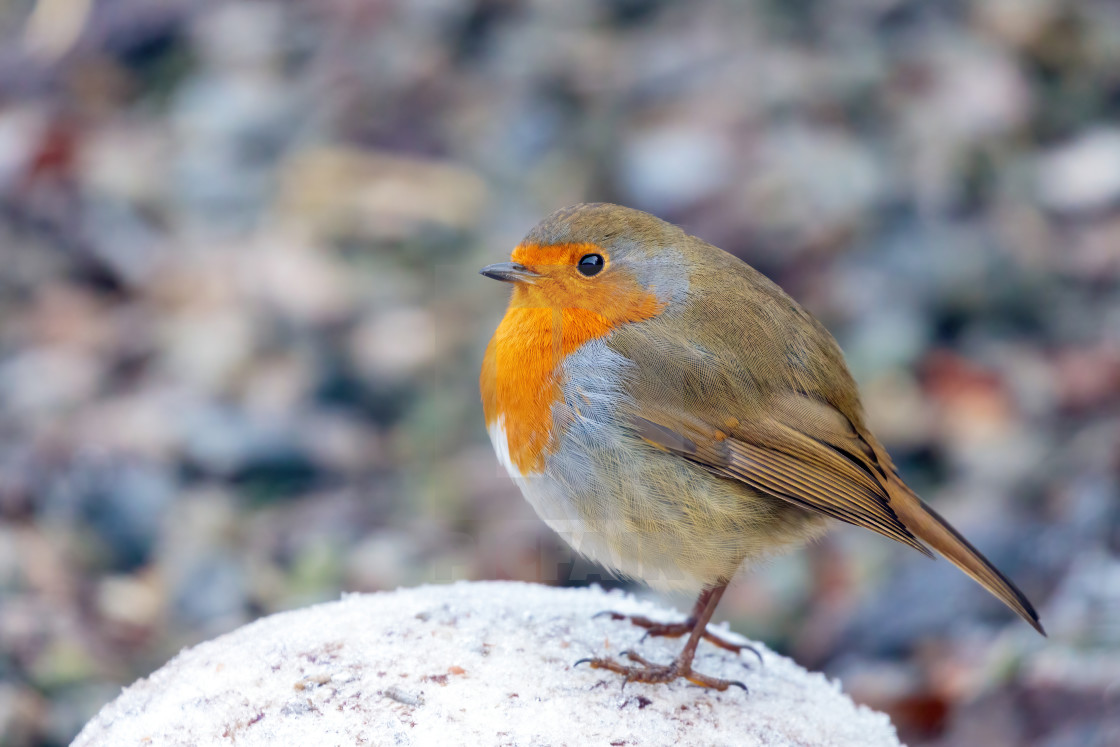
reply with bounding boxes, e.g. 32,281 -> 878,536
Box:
480,243 -> 665,474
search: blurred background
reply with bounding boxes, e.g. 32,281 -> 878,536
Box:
0,0 -> 1118,744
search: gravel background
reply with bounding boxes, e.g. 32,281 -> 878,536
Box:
0,1 -> 1118,745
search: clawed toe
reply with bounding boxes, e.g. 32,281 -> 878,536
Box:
594,609 -> 763,665
577,652 -> 746,692
581,585 -> 751,692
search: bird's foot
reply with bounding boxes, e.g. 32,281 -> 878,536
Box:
576,650 -> 746,691
594,610 -> 762,663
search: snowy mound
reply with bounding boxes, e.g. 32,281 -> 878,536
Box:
74,581 -> 899,746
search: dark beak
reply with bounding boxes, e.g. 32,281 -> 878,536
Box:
479,262 -> 540,283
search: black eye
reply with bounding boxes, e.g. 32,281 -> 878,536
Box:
577,254 -> 604,277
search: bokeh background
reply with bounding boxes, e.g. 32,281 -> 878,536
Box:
1,0 -> 1118,745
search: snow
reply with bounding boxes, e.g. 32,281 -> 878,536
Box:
73,581 -> 900,746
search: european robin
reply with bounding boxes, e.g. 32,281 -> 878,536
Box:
480,203 -> 1043,690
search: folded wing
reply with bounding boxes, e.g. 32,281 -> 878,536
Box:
612,319 -> 1043,634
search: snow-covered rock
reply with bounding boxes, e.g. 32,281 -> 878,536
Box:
74,581 -> 900,746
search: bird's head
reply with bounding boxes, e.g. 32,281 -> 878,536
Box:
480,203 -> 690,325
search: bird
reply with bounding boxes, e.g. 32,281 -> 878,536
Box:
479,202 -> 1044,690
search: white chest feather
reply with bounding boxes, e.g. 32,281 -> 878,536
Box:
487,419 -> 523,480
487,417 -> 587,530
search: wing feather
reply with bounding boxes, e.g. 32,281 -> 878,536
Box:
631,410 -> 932,555
604,262 -> 1042,633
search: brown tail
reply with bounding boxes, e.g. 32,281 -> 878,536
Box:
891,486 -> 1045,635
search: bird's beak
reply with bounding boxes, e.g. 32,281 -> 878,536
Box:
479,262 -> 540,283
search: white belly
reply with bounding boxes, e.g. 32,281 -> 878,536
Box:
487,417 -> 711,590
488,418 -> 585,530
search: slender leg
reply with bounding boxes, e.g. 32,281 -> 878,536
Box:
578,583 -> 750,691
596,586 -> 752,654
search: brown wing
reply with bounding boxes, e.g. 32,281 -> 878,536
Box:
622,380 -> 1039,631
626,387 -> 1043,634
628,392 -> 933,557
604,246 -> 1042,633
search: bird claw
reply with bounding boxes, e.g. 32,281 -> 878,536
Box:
596,609 -> 763,666
579,651 -> 747,692
581,587 -> 754,691
740,644 -> 763,667
592,610 -> 626,621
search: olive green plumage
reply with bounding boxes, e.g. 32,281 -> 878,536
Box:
487,202 -> 1044,636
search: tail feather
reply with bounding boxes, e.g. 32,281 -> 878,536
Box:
891,486 -> 1045,636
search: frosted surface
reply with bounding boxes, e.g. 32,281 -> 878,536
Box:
74,581 -> 900,746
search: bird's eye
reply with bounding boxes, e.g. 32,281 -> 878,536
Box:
577,254 -> 604,277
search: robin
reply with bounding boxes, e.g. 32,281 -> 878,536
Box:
479,203 -> 1044,690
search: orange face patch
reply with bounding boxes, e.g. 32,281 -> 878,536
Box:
480,242 -> 665,474
510,242 -> 599,267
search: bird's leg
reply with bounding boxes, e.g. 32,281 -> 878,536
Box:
595,585 -> 759,659
580,583 -> 749,691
